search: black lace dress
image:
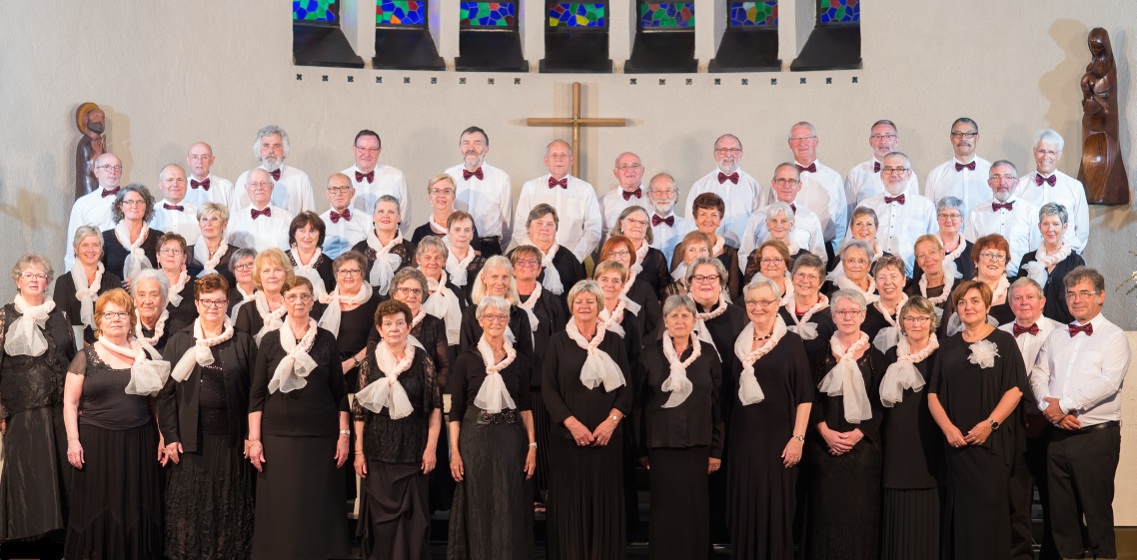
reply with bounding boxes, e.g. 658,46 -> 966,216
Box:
0,305 -> 75,541
286,249 -> 337,294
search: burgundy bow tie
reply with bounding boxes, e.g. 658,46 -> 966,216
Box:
269,169 -> 281,181
100,187 -> 120,198
873,161 -> 881,173
1012,323 -> 1039,337
251,207 -> 272,219
718,172 -> 739,184
1035,173 -> 1057,187
955,161 -> 976,172
163,203 -> 184,212
622,187 -> 642,201
356,170 -> 374,184
463,167 -> 484,181
992,201 -> 1014,211
884,194 -> 905,205
548,177 -> 568,189
190,178 -> 211,190
329,208 -> 351,223
796,163 -> 817,174
790,204 -> 797,213
652,214 -> 674,227
1068,323 -> 1093,336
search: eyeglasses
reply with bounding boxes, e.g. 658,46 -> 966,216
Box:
745,299 -> 778,308
616,164 -> 643,172
773,178 -> 800,187
844,258 -> 869,267
336,269 -> 362,277
789,136 -> 817,143
96,165 -> 124,172
326,186 -> 354,193
100,311 -> 130,320
605,250 -> 631,259
285,293 -> 313,303
833,309 -> 864,318
937,213 -> 962,221
514,258 -> 540,268
188,155 -> 212,162
902,316 -> 932,324
950,132 -> 978,139
481,313 -> 510,324
354,146 -> 380,154
691,274 -> 720,284
760,258 -> 785,265
197,298 -> 228,308
234,262 -> 254,271
248,181 -> 273,188
979,252 -> 1006,261
881,167 -> 909,175
1034,148 -> 1059,158
989,174 -> 1018,182
396,287 -> 424,297
429,188 -> 455,196
622,217 -> 649,226
159,248 -> 184,256
870,134 -> 897,141
19,272 -> 48,281
1065,290 -> 1100,301
713,148 -> 742,155
121,199 -> 147,207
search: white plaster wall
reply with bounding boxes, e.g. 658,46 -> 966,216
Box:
0,1 -> 1134,325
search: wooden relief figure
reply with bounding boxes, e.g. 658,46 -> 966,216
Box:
75,102 -> 107,199
1077,28 -> 1130,205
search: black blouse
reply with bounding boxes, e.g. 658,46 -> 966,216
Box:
518,288 -> 568,388
234,297 -> 286,341
520,247 -> 585,307
716,246 -> 742,301
541,329 -> 633,440
448,349 -> 533,420
880,347 -> 944,489
166,280 -> 199,327
809,343 -> 887,441
350,238 -> 416,289
635,246 -> 672,301
54,268 -> 123,344
101,227 -> 164,280
352,343 -> 442,464
1016,250 -> 1085,324
694,300 -> 749,391
459,304 -> 534,362
186,243 -> 238,288
286,249 -> 337,294
448,253 -> 487,301
249,327 -> 348,437
68,347 -> 152,430
625,280 -> 663,343
778,304 -> 836,371
370,313 -> 451,393
0,306 -> 75,417
638,339 -> 724,457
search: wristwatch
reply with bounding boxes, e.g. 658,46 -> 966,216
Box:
339,429 -> 351,436
610,414 -> 621,423
792,434 -> 805,442
988,419 -> 1000,431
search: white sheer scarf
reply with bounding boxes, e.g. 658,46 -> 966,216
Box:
834,273 -> 879,304
540,244 -> 565,295
267,318 -> 319,393
99,337 -> 171,396
817,332 -> 873,424
71,263 -> 104,330
170,318 -> 236,382
693,294 -> 729,351
1022,242 -> 1072,289
918,271 -> 955,307
422,271 -> 463,345
318,282 -> 373,336
134,308 -> 169,348
472,336 -> 518,413
355,342 -> 416,419
5,295 -> 55,357
291,246 -> 329,300
659,333 -> 702,408
166,270 -> 191,307
565,320 -> 625,392
445,242 -> 476,288
733,316 -> 788,406
786,294 -> 828,340
517,284 -> 542,332
193,237 -> 229,277
879,334 -> 938,407
871,293 -> 909,352
114,221 -> 153,280
252,291 -> 288,345
942,233 -> 967,279
366,229 -> 405,295
631,241 -> 650,278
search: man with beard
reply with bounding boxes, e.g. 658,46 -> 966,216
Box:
646,172 -> 694,263
65,152 -> 123,268
150,164 -> 200,244
843,120 -> 919,216
739,163 -> 827,268
684,134 -> 762,248
786,122 -> 847,265
447,126 -> 512,256
855,152 -> 937,276
232,125 -> 315,216
924,117 -> 993,220
75,104 -> 107,198
229,167 -> 294,252
343,129 -> 410,229
183,142 -> 236,209
512,139 -> 602,262
599,152 -> 651,242
965,160 -> 1040,276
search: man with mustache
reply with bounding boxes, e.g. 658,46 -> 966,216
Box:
855,152 -> 937,276
964,160 -> 1040,276
232,125 -> 316,216
344,129 -> 410,230
447,126 -> 511,256
684,133 -> 762,248
646,172 -> 694,263
925,117 -> 993,221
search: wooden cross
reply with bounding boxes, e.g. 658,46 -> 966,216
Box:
526,82 -> 628,179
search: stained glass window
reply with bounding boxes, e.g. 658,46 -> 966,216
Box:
639,3 -> 694,28
376,0 -> 424,25
461,2 -> 517,27
548,3 -> 607,28
819,0 -> 858,23
730,1 -> 776,26
294,0 -> 337,22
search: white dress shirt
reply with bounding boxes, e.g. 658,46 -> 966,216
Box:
1031,314 -> 1130,427
794,160 -> 847,252
320,207 -> 373,260
924,156 -> 993,221
183,173 -> 235,209
150,199 -> 201,245
599,184 -> 652,241
964,196 -> 1040,277
684,168 -> 763,248
738,203 -> 827,272
999,316 -> 1062,370
513,174 -> 602,262
233,164 -> 316,217
856,191 -> 937,276
447,162 -> 512,241
345,163 -> 411,228
65,187 -> 118,269
844,158 -> 920,218
1014,170 -> 1089,253
649,211 -> 695,264
227,204 -> 294,253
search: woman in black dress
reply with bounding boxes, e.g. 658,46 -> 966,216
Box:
593,260 -> 645,365
929,280 -> 1027,560
227,248 -> 258,318
638,294 -> 724,559
691,192 -> 741,300
154,232 -> 198,328
319,251 -> 379,387
611,206 -> 671,299
599,235 -> 662,341
542,280 -> 632,560
130,269 -> 177,354
906,234 -> 957,316
101,184 -> 163,281
234,248 -> 293,345
742,238 -> 793,299
0,255 -> 76,548
416,236 -> 469,350
861,255 -> 908,352
63,289 -> 166,559
878,296 -> 944,560
447,296 -> 536,559
778,253 -> 835,363
158,274 -> 256,560
443,211 -> 486,300
458,256 -> 534,358
286,211 -> 336,297
187,202 -> 238,288
520,204 -> 586,308
729,277 -> 814,560
933,197 -> 974,281
56,225 -> 123,344
1017,202 -> 1084,324
354,299 -> 442,560
247,276 -> 350,560
804,289 -> 885,560
352,194 -> 416,297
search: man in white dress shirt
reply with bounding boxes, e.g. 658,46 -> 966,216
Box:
844,120 -> 919,216
787,122 -> 847,262
1014,129 -> 1089,254
65,152 -> 123,269
646,173 -> 694,264
1031,267 -> 1129,560
599,152 -> 652,243
343,129 -> 410,228
855,152 -> 936,276
447,126 -> 511,256
228,167 -> 294,253
232,125 -> 316,216
964,160 -> 1040,277
924,117 -> 993,220
739,163 -> 827,270
320,172 -> 372,259
150,164 -> 200,245
512,140 -> 602,262
183,142 -> 235,209
684,134 -> 762,248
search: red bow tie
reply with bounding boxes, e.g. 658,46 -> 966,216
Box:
796,163 -> 817,174
548,177 -> 568,189
190,178 -> 210,190
955,161 -> 976,172
992,201 -> 1014,211
1035,173 -> 1057,187
356,170 -> 374,184
652,214 -> 674,227
1068,323 -> 1093,336
622,188 -> 642,201
873,161 -> 881,173
251,207 -> 272,219
100,187 -> 120,198
463,167 -> 484,181
269,169 -> 281,181
718,172 -> 739,184
1012,323 -> 1039,337
790,204 -> 797,213
330,209 -> 351,223
163,203 -> 184,212
884,194 -> 905,205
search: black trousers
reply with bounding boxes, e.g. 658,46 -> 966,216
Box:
1008,449 -> 1034,560
1047,424 -> 1121,559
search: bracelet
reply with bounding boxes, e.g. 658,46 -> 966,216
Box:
247,439 -> 261,444
352,356 -> 361,368
339,429 -> 351,436
528,442 -> 538,448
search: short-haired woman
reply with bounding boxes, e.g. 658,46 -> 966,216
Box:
55,225 -> 122,344
286,211 -> 336,296
102,184 -> 163,281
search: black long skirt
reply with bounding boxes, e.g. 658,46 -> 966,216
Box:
64,422 -> 162,560
880,487 -> 941,560
944,445 -> 1011,560
728,440 -> 798,560
251,435 -> 349,560
546,431 -> 626,560
803,438 -> 881,560
358,461 -> 430,560
447,409 -> 534,560
164,433 -> 255,560
0,405 -> 68,540
530,389 -> 552,498
648,446 -> 708,560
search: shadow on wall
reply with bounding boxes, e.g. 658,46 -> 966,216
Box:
1040,20 -> 1089,144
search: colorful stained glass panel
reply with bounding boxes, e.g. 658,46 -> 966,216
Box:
376,0 -> 424,25
294,0 -> 337,22
730,1 -> 777,26
548,3 -> 607,27
639,3 -> 694,28
819,0 -> 858,23
461,2 -> 517,27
